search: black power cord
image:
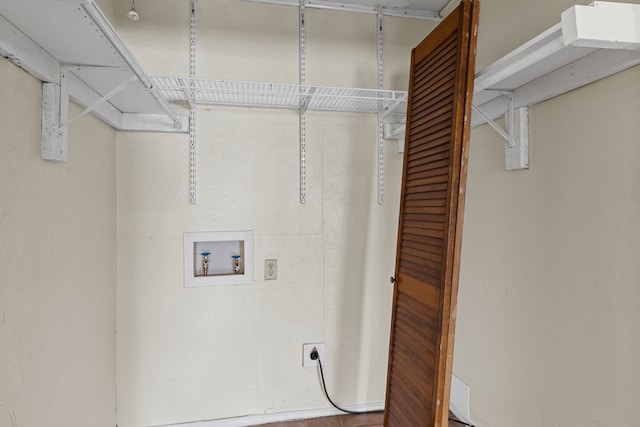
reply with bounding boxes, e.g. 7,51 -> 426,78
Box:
310,348 -> 476,426
449,418 -> 475,427
311,348 -> 383,415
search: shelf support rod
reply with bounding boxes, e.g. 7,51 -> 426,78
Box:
473,95 -> 529,170
376,8 -> 384,205
472,102 -> 516,148
299,0 -> 307,204
65,75 -> 136,127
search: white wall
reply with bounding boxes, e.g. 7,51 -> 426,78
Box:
113,1 -> 435,425
455,0 -> 640,426
4,1 -> 635,426
0,57 -> 117,427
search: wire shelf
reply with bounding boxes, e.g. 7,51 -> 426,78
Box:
152,76 -> 408,117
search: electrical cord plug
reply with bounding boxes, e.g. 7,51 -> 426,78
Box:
312,348 -> 383,415
309,347 -> 475,425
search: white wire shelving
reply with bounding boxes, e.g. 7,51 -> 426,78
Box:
152,76 -> 408,206
152,77 -> 408,117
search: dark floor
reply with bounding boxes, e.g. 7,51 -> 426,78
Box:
257,413 -> 384,427
257,412 -> 462,427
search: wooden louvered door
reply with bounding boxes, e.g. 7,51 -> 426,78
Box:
384,1 -> 479,426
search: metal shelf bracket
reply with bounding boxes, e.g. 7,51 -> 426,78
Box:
472,91 -> 529,170
377,8 -> 384,205
42,69 -> 141,162
299,0 -> 307,205
505,106 -> 529,171
42,78 -> 68,162
42,67 -> 124,162
189,0 -> 197,204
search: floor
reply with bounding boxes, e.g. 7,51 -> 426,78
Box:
257,413 -> 384,427
257,412 -> 462,427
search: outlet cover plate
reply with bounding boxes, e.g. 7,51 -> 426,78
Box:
302,343 -> 325,368
265,259 -> 277,280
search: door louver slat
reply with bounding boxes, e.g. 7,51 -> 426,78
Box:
384,1 -> 479,425
386,288 -> 437,424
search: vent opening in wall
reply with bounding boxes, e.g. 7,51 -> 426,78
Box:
183,231 -> 254,287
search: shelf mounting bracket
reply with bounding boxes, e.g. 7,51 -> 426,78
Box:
189,0 -> 197,204
42,69 -> 138,162
299,0 -> 307,204
42,77 -> 68,162
472,91 -> 528,170
376,8 -> 384,205
505,106 -> 529,170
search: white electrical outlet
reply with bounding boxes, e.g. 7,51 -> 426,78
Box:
265,259 -> 277,280
302,343 -> 325,368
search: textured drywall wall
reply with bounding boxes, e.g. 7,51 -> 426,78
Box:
454,0 -> 640,426
0,57 -> 117,427
113,0 -> 435,425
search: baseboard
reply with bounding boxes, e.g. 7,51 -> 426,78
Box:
152,402 -> 385,427
152,384 -> 471,427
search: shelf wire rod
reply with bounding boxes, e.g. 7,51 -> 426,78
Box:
189,0 -> 197,204
221,78 -> 228,105
377,9 -> 384,205
299,0 -> 307,204
336,87 -> 350,110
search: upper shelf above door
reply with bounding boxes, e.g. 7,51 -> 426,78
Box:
473,1 -> 640,125
0,0 -> 186,133
471,1 -> 640,170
